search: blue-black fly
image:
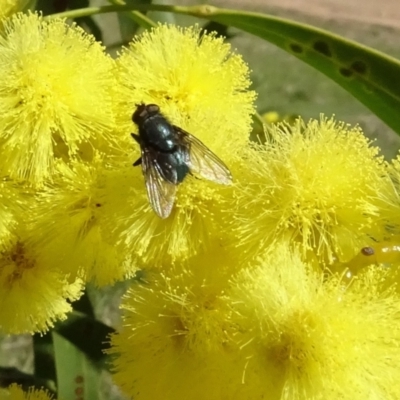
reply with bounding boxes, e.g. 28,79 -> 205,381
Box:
131,103 -> 232,218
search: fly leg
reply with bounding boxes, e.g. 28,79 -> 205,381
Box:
131,133 -> 141,143
131,133 -> 142,166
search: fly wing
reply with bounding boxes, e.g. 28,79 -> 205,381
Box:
152,151 -> 179,184
173,126 -> 232,185
141,147 -> 176,219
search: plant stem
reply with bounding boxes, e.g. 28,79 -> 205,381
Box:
46,4 -> 213,20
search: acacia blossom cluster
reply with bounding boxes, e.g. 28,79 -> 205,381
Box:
1,10 -> 400,400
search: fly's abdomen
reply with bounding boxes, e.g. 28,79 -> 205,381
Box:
176,165 -> 190,182
173,149 -> 189,182
156,151 -> 189,184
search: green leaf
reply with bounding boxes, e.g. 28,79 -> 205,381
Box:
32,291 -> 112,398
33,333 -> 56,384
147,0 -> 176,25
110,0 -> 156,41
54,311 -> 114,365
52,332 -> 100,400
189,6 -> 400,135
19,0 -> 35,11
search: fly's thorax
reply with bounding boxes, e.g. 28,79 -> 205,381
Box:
140,114 -> 177,152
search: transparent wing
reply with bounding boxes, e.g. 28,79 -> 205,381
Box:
173,126 -> 233,185
141,147 -> 176,219
153,152 -> 179,184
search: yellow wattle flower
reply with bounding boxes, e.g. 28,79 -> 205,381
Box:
0,384 -> 54,400
0,224 -> 83,334
231,116 -> 391,265
108,264 -> 235,400
31,156 -> 138,286
107,159 -> 235,267
115,24 -> 256,160
0,12 -> 116,185
108,24 -> 255,266
109,246 -> 400,400
226,247 -> 400,399
328,155 -> 400,286
0,178 -> 22,252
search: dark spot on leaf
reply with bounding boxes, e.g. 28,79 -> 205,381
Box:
339,67 -> 353,78
350,60 -> 367,74
313,40 -> 332,57
289,43 -> 303,53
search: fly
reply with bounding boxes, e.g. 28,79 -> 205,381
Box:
131,103 -> 232,218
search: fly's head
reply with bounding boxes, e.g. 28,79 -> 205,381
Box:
132,103 -> 160,125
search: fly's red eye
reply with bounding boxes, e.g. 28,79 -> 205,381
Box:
147,104 -> 160,114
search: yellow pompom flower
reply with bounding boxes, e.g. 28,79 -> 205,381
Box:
331,155 -> 400,286
109,263 -> 237,400
232,116 -> 391,265
115,24 -> 256,158
329,238 -> 400,291
34,149 -> 232,276
31,155 -> 137,286
108,158 -> 235,266
325,152 -> 400,279
0,12 -> 116,185
0,178 -> 22,251
109,246 -> 400,399
0,175 -> 82,334
0,223 -> 83,334
226,247 -> 400,400
0,384 -> 54,400
33,149 -> 230,284
110,24 -> 255,265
